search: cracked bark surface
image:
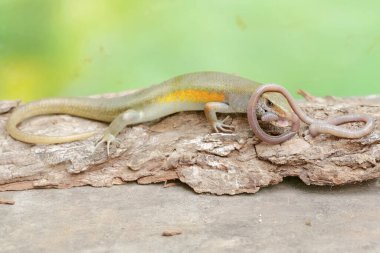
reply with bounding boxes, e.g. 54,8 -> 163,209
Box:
0,94 -> 379,195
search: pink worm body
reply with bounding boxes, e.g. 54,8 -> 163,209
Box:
247,84 -> 375,144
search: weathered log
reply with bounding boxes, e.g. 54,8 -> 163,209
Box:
0,94 -> 379,195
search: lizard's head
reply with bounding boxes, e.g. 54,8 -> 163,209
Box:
258,92 -> 295,127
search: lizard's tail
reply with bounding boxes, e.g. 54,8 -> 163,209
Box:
6,98 -> 108,144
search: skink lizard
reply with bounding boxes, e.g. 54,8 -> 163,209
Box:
6,71 -> 295,154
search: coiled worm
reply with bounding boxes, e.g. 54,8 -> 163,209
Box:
247,84 -> 375,144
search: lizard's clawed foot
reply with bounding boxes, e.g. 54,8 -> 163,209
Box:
212,116 -> 235,133
94,132 -> 120,156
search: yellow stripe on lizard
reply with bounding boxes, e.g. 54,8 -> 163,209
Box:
6,71 -> 295,155
156,89 -> 225,103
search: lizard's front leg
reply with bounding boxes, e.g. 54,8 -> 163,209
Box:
204,102 -> 236,133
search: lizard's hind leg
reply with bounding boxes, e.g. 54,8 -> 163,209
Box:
95,109 -> 141,155
95,102 -> 191,155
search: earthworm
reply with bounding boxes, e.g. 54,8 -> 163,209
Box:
247,86 -> 300,144
247,84 -> 375,144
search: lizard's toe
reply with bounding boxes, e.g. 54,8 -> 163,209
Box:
94,132 -> 118,156
212,117 -> 235,133
218,124 -> 234,133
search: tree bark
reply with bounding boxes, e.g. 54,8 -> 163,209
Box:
0,94 -> 379,195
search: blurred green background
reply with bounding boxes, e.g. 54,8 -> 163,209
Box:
0,0 -> 379,102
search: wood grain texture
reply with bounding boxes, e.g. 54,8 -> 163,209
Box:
1,94 -> 379,195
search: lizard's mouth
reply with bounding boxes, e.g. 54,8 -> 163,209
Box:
272,119 -> 291,128
261,111 -> 296,128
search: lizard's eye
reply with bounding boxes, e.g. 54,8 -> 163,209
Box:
266,99 -> 273,107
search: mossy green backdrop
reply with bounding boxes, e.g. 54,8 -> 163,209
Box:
1,0 -> 379,101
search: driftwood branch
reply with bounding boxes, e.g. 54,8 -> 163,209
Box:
0,94 -> 379,195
